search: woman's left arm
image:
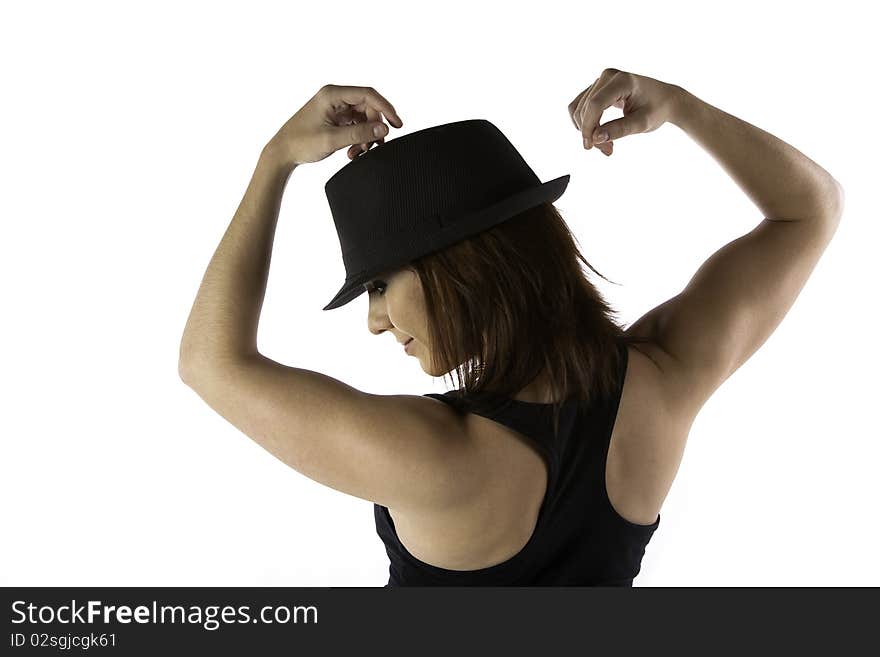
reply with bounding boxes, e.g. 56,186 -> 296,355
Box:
178,84 -> 401,375
175,90 -> 476,516
178,147 -> 293,375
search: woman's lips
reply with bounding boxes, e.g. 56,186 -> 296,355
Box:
404,338 -> 414,353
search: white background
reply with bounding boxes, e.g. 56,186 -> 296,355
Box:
2,0 -> 876,587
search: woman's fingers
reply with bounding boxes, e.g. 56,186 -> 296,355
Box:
338,108 -> 366,159
567,85 -> 591,130
570,79 -> 603,133
325,84 -> 403,128
569,83 -> 614,155
322,85 -> 401,158
358,103 -> 383,154
347,136 -> 386,160
578,72 -> 623,148
569,69 -> 628,148
569,68 -> 678,157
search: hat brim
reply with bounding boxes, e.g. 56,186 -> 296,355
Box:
322,173 -> 571,311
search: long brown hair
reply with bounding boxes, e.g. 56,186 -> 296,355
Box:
408,201 -> 654,438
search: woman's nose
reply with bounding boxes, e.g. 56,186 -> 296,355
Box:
367,308 -> 390,336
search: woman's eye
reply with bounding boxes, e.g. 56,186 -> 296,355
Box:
375,281 -> 387,296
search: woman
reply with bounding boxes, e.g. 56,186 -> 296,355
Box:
178,69 -> 844,586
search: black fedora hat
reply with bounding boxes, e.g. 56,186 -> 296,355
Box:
323,118 -> 570,310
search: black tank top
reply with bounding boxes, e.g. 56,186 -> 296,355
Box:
373,339 -> 661,586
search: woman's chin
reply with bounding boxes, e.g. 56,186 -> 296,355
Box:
419,356 -> 444,377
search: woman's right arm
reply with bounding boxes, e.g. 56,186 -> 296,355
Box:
627,85 -> 844,423
669,86 -> 843,222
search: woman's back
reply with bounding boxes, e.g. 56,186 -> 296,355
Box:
374,338 -> 677,585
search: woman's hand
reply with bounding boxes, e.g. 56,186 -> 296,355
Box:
263,84 -> 403,169
568,68 -> 683,157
